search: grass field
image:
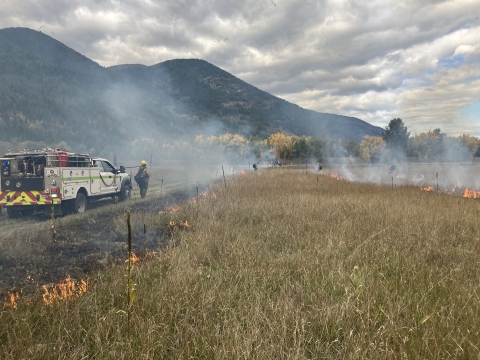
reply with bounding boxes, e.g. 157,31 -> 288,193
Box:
1,167 -> 479,358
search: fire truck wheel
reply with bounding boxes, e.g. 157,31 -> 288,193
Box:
20,208 -> 34,217
119,178 -> 132,202
70,193 -> 88,214
6,207 -> 20,218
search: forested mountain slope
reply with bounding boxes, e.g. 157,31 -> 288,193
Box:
0,27 -> 382,156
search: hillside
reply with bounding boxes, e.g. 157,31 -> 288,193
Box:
0,27 -> 383,156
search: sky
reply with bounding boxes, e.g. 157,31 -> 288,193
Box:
1,0 -> 479,136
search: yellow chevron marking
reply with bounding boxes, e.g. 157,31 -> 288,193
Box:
0,191 -> 61,206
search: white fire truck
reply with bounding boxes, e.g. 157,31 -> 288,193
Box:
0,148 -> 132,218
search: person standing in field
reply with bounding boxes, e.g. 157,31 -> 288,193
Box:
134,160 -> 150,198
387,162 -> 396,174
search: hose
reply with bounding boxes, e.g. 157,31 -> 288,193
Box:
100,173 -> 117,187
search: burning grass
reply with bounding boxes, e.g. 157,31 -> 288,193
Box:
325,163 -> 480,200
0,169 -> 479,358
42,276 -> 88,306
463,188 -> 480,198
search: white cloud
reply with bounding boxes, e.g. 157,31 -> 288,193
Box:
1,0 -> 479,135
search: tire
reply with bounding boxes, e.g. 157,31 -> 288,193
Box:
70,193 -> 88,214
20,208 -> 34,217
119,178 -> 132,202
7,207 -> 20,218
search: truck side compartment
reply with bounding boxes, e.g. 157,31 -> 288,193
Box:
0,149 -> 131,218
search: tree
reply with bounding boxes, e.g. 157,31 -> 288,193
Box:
359,136 -> 386,163
382,118 -> 410,157
311,136 -> 327,158
345,138 -> 360,157
458,134 -> 480,156
408,130 -> 444,162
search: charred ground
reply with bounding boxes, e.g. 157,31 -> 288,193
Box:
0,188 -> 196,297
0,163 -> 219,299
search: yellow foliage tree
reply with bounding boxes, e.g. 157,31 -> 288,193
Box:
458,134 -> 480,155
359,136 -> 386,163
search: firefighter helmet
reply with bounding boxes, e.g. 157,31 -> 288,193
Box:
141,160 -> 147,165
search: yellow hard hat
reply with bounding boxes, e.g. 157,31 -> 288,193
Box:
141,160 -> 147,165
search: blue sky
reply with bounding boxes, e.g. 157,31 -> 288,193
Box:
462,101 -> 480,122
1,0 -> 479,136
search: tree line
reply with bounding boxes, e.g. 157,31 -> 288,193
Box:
1,119 -> 478,163
361,119 -> 480,163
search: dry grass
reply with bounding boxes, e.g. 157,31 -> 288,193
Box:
1,169 -> 479,359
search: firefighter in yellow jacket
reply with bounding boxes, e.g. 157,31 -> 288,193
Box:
134,160 -> 150,198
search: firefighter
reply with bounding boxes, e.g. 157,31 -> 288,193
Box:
317,163 -> 323,172
253,162 -> 259,171
134,160 -> 150,198
387,162 -> 396,174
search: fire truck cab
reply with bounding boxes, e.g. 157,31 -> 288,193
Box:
0,148 -> 132,218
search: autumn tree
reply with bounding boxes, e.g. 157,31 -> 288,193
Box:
458,134 -> 480,156
359,136 -> 386,163
408,130 -> 445,161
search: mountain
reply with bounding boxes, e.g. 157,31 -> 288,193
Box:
0,27 -> 383,156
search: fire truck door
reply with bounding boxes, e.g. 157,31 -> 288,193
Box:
98,160 -> 117,194
89,168 -> 101,195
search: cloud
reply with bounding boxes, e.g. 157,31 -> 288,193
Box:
1,0 -> 479,136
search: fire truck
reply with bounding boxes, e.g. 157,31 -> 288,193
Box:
0,148 -> 132,218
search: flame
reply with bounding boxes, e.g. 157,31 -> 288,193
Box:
3,291 -> 19,309
463,188 -> 479,199
240,170 -> 246,175
169,220 -> 189,228
420,186 -> 433,192
130,252 -> 139,263
159,205 -> 181,214
42,276 -> 88,306
194,189 -> 218,203
330,173 -> 342,180
445,185 -> 458,195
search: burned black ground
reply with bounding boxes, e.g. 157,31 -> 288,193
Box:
0,187 -> 200,300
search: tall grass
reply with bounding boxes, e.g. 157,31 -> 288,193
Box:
1,169 -> 479,359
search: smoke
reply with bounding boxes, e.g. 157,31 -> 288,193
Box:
64,62 -> 272,186
319,136 -> 480,190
